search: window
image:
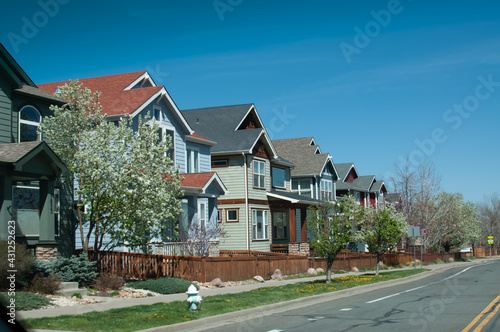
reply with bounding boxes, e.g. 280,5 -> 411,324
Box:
292,179 -> 312,197
353,191 -> 361,203
12,185 -> 40,236
217,209 -> 222,223
272,211 -> 288,240
153,106 -> 162,122
253,160 -> 265,188
198,202 -> 206,232
19,105 -> 41,142
252,210 -> 269,240
272,167 -> 286,189
320,179 -> 333,201
54,188 -> 60,236
186,148 -> 199,173
227,209 -> 238,222
211,160 -> 228,167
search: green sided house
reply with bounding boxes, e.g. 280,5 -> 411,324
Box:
0,43 -> 73,259
181,104 -> 319,254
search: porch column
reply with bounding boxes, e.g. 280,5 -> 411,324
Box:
38,180 -> 58,260
289,207 -> 296,243
0,175 -> 13,240
301,207 -> 307,242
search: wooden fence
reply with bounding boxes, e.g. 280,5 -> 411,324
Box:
77,249 -> 415,282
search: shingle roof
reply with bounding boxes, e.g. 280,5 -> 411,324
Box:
335,163 -> 356,182
181,104 -> 269,154
180,172 -> 227,195
14,84 -> 65,104
370,180 -> 387,193
272,137 -> 332,176
268,189 -> 321,205
352,175 -> 375,191
38,71 -> 164,117
0,141 -> 43,164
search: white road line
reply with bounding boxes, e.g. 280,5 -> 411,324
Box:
340,308 -> 353,311
366,265 -> 478,304
267,330 -> 283,332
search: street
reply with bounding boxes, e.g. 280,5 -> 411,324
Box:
200,260 -> 500,332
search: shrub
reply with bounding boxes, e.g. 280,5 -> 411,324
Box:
35,254 -> 98,287
28,273 -> 62,295
0,292 -> 51,311
0,241 -> 36,291
92,272 -> 124,291
127,277 -> 195,295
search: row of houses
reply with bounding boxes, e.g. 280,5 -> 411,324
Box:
0,42 -> 388,259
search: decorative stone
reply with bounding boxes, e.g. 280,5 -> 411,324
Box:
378,261 -> 384,267
316,268 -> 325,273
448,257 -> 454,263
271,269 -> 282,281
210,278 -> 225,288
351,267 -> 359,272
253,275 -> 265,282
307,268 -> 317,275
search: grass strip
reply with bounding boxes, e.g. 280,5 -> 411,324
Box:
21,269 -> 427,332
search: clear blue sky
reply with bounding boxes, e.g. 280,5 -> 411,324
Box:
2,0 -> 499,203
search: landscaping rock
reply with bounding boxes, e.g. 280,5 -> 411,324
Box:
316,268 -> 325,273
253,275 -> 265,282
377,261 -> 384,267
210,278 -> 225,288
271,269 -> 282,281
448,257 -> 454,263
351,267 -> 359,272
307,268 -> 317,275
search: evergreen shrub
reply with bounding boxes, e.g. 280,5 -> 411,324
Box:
127,277 -> 195,295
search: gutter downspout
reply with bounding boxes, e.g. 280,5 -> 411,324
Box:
243,152 -> 249,250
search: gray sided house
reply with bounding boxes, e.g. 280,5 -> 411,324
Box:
39,71 -> 227,254
272,137 -> 339,202
181,104 -> 319,254
0,43 -> 73,259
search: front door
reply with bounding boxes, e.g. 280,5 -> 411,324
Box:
272,210 -> 289,243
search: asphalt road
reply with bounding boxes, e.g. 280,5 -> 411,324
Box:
199,260 -> 500,332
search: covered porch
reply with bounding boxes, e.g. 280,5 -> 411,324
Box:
267,190 -> 319,255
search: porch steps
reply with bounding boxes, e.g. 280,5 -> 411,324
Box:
58,282 -> 87,297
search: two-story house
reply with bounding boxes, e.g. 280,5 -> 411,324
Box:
272,137 -> 339,202
0,43 -> 73,259
181,104 -> 318,254
39,71 -> 227,253
335,163 -> 387,206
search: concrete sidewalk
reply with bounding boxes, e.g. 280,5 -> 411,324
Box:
20,258 -> 497,322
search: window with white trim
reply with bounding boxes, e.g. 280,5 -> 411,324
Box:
320,179 -> 333,201
227,209 -> 238,222
153,106 -> 162,122
19,105 -> 41,142
157,126 -> 175,163
292,179 -> 312,198
253,159 -> 265,188
198,201 -> 206,232
252,209 -> 268,240
186,148 -> 199,173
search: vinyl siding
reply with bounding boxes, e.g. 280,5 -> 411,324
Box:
218,203 -> 247,250
212,155 -> 246,200
185,141 -> 211,173
0,77 -> 11,143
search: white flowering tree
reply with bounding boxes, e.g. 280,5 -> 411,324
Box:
307,196 -> 364,283
362,204 -> 407,276
40,80 -> 184,254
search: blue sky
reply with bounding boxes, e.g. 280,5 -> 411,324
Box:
2,0 -> 499,203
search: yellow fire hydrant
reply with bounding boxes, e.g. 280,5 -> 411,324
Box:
186,284 -> 202,311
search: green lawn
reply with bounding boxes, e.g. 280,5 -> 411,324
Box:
22,269 -> 427,332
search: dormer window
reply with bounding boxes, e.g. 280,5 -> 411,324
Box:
19,105 -> 41,142
153,106 -> 161,122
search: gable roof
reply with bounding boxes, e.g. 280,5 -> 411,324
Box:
181,104 -> 277,157
0,43 -> 35,88
38,71 -> 193,134
180,172 -> 228,196
352,175 -> 376,192
335,163 -> 359,182
272,137 -> 338,178
0,141 -> 68,177
370,180 -> 387,193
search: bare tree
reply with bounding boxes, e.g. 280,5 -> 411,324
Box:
477,193 -> 500,247
389,156 -> 417,226
180,218 -> 227,257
